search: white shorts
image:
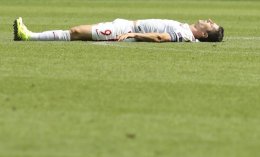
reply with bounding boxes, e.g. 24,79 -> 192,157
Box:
92,19 -> 135,41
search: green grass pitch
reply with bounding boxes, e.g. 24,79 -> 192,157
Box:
0,0 -> 260,157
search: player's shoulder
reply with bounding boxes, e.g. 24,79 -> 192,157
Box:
169,23 -> 196,42
178,24 -> 196,42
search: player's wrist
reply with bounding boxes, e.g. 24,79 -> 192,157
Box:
133,33 -> 140,38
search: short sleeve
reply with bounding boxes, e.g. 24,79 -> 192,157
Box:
168,32 -> 177,42
168,32 -> 184,42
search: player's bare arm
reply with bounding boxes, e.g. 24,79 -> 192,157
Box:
118,33 -> 171,42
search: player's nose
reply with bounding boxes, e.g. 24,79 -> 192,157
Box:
208,19 -> 214,24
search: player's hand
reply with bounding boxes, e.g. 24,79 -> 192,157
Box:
117,33 -> 135,41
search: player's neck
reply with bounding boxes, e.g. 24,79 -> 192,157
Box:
189,24 -> 201,39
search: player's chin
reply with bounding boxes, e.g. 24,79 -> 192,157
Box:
198,20 -> 203,24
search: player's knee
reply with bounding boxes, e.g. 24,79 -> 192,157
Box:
69,25 -> 92,41
70,27 -> 81,35
70,27 -> 82,40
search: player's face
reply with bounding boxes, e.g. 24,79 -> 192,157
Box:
195,19 -> 219,32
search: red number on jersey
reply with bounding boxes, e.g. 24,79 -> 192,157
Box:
96,29 -> 112,36
100,30 -> 112,36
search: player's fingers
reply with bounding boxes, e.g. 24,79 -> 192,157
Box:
118,36 -> 124,41
118,34 -> 128,41
117,35 -> 123,41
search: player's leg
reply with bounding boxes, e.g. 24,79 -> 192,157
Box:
13,17 -> 134,42
14,17 -> 71,41
14,17 -> 94,41
29,30 -> 71,41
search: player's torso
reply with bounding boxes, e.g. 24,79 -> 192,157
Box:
135,19 -> 195,42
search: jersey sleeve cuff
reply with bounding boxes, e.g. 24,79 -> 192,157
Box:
168,32 -> 177,42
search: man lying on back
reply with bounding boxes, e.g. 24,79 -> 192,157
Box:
14,17 -> 224,42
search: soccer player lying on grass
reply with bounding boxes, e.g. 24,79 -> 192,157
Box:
13,17 -> 224,42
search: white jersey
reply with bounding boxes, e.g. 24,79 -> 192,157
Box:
92,19 -> 135,41
136,19 -> 196,42
92,19 -> 196,42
